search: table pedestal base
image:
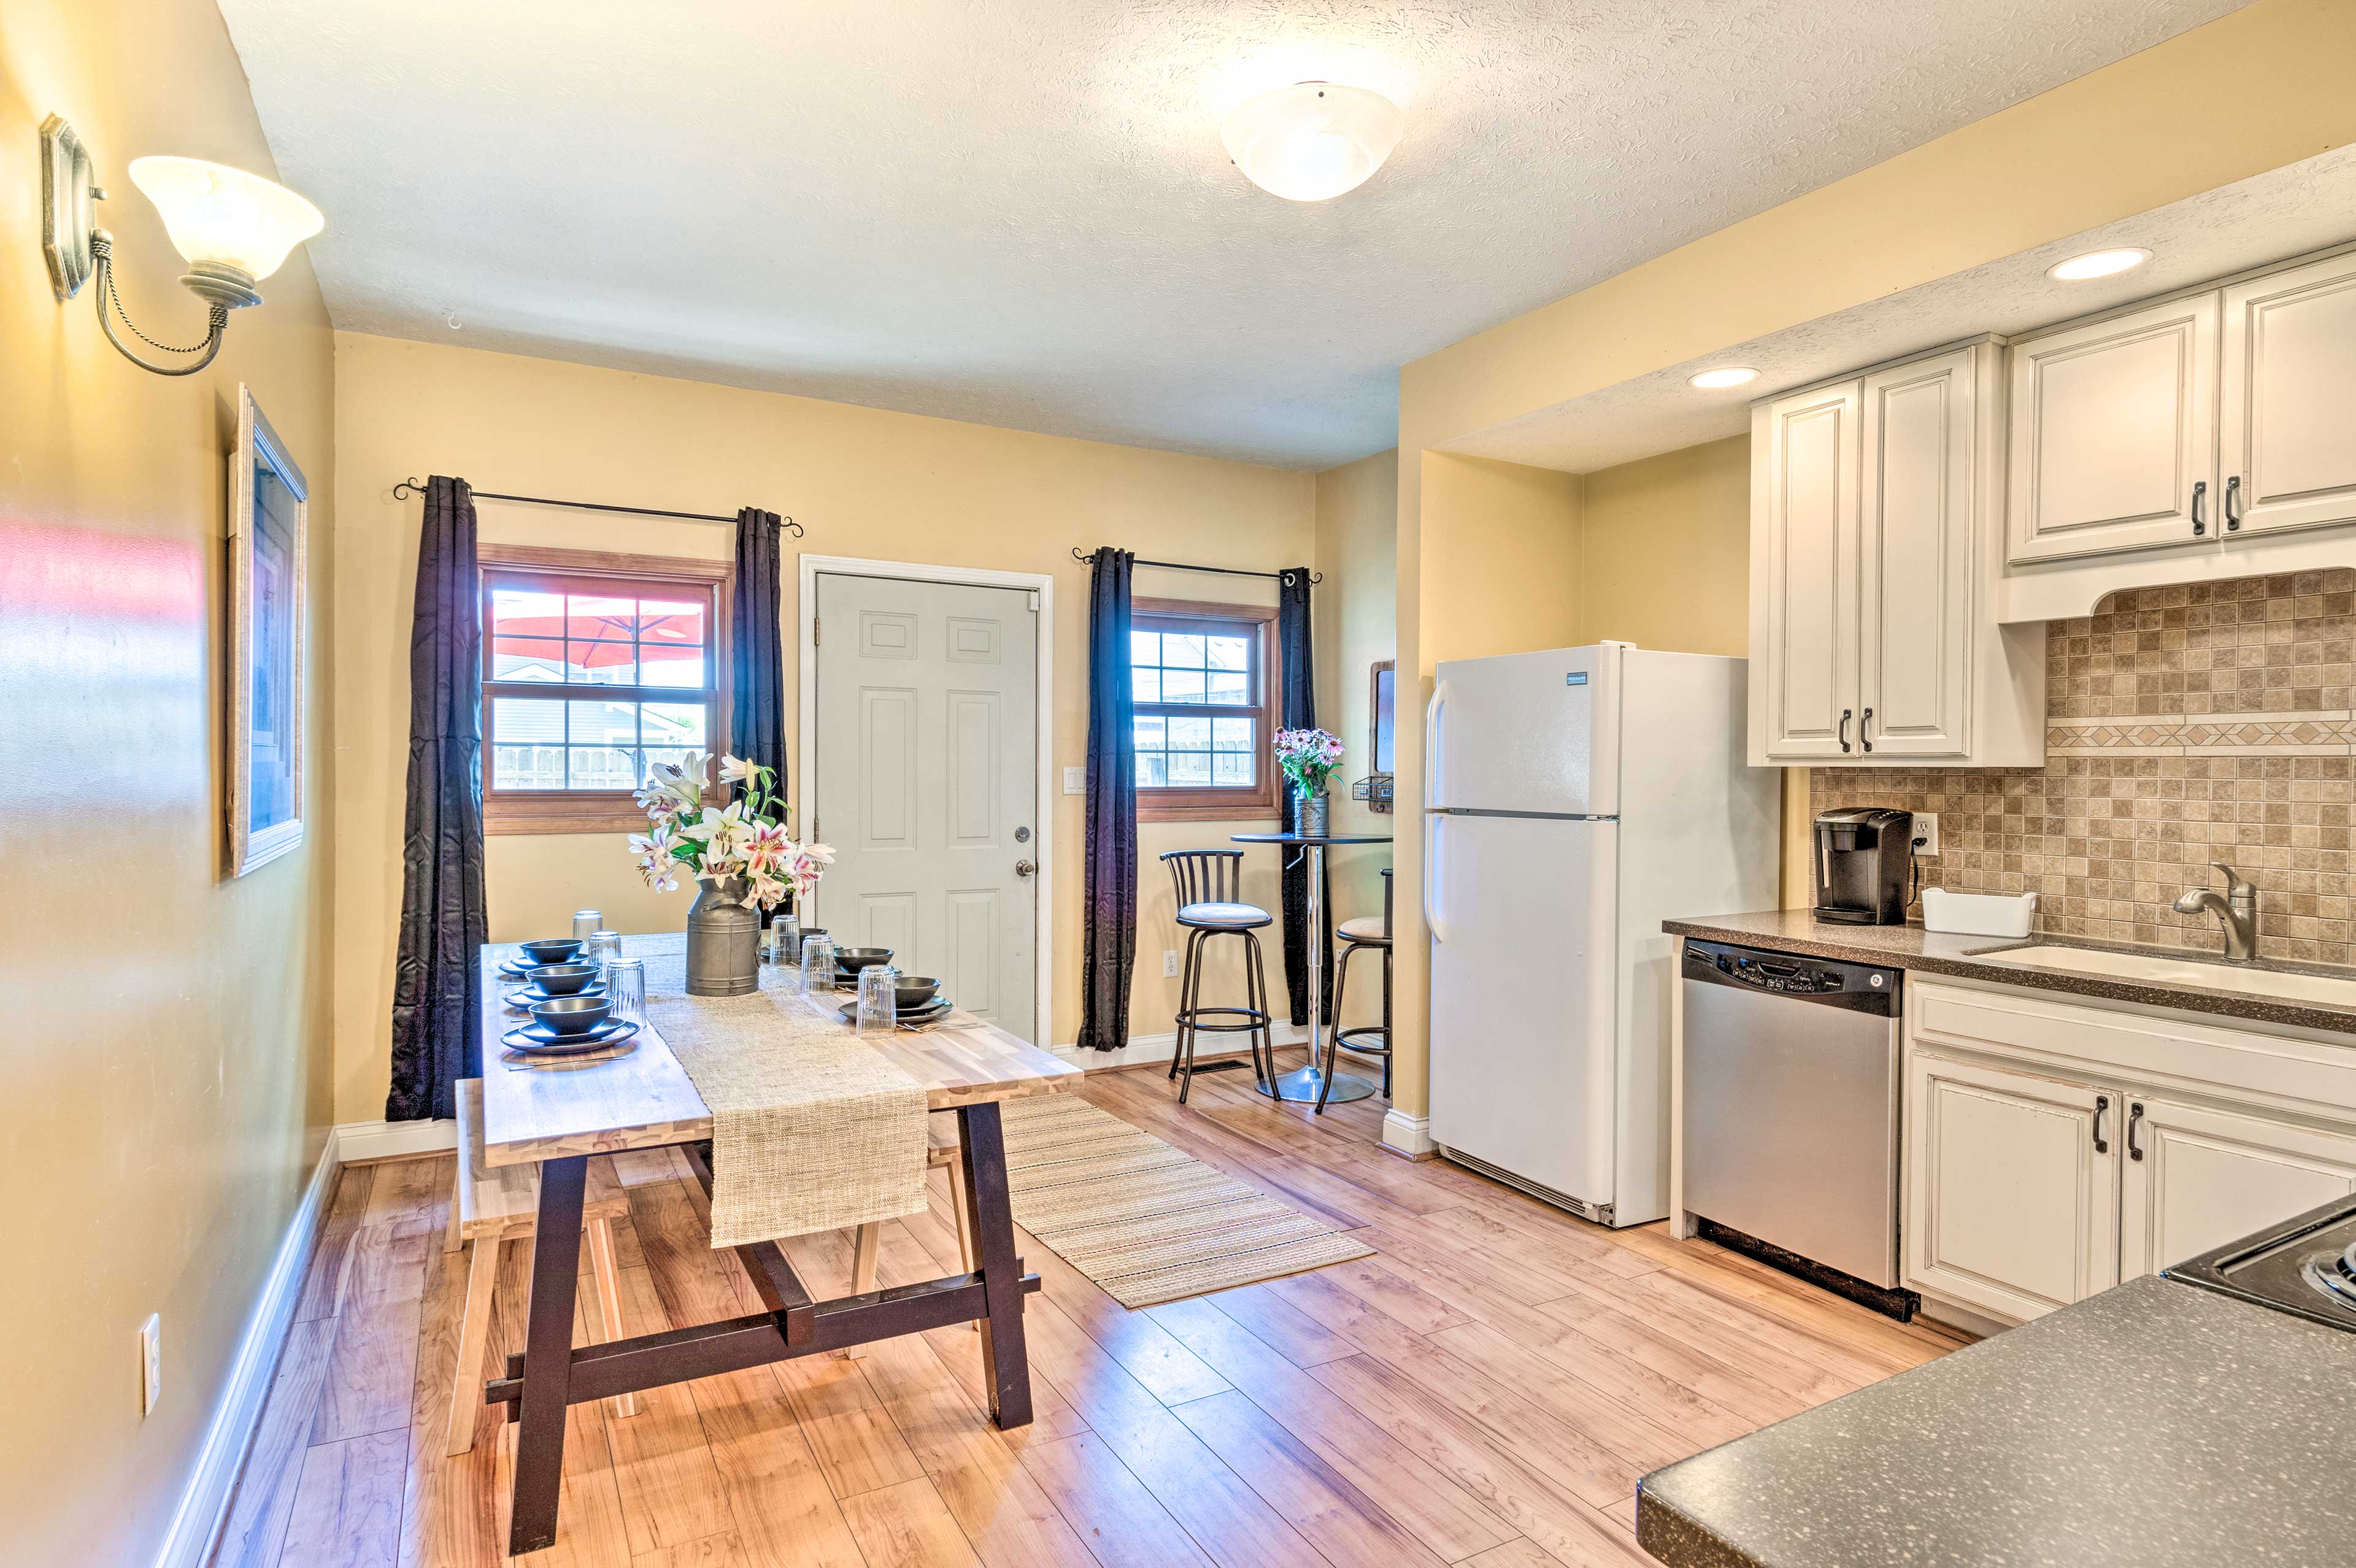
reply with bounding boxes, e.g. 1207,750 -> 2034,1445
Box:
1258,1064 -> 1377,1104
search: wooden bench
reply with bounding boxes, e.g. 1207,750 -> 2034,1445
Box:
445,1078 -> 636,1456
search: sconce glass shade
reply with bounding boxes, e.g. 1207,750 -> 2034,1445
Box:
127,157 -> 323,281
1222,83 -> 1403,202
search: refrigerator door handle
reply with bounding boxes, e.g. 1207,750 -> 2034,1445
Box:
1424,812 -> 1450,943
1425,680 -> 1451,810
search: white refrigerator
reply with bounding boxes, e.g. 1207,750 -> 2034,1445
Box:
1425,643 -> 1779,1227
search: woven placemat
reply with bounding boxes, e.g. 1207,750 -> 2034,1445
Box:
634,939 -> 928,1248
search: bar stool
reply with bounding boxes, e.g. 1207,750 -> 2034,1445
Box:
1330,866 -> 1393,1099
1161,849 -> 1276,1104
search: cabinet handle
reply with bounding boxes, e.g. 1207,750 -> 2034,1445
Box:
1860,707 -> 1874,754
1838,709 -> 1852,754
2225,475 -> 2242,532
2127,1101 -> 2146,1163
2092,1094 -> 2109,1155
2190,480 -> 2208,537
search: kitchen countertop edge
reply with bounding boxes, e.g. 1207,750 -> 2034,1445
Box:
1662,910 -> 2356,1037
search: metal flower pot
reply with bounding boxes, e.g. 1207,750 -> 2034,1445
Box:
686,875 -> 761,996
1295,788 -> 1330,838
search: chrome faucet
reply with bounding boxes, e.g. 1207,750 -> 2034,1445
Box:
2173,861 -> 2260,961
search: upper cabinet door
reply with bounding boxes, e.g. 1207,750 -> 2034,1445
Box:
2006,293 -> 2220,564
2220,251 -> 2356,540
1858,347 -> 1978,759
1754,381 -> 1862,761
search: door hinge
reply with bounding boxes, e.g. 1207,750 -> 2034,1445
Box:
811,615 -> 820,645
1026,591 -> 1039,612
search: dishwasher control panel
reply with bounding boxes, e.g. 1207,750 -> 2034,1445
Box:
1682,939 -> 1900,1015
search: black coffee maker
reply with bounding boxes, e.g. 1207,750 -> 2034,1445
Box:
1812,808 -> 1915,925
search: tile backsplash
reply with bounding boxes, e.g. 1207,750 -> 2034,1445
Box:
1814,570 -> 2356,967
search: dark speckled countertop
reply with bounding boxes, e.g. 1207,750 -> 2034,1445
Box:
1663,909 -> 2356,1037
1637,1275 -> 2356,1567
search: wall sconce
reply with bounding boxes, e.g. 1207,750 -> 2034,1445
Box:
41,114 -> 323,377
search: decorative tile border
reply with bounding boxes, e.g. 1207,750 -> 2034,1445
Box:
2047,711 -> 2356,757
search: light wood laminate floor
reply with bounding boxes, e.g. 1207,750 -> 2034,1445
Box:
213,1053 -> 1967,1568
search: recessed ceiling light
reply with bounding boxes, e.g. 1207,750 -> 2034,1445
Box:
2048,248 -> 2150,282
1222,82 -> 1404,202
1689,367 -> 1760,390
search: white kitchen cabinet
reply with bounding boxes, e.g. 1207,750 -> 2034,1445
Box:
1750,341 -> 2042,767
2005,293 -> 2219,564
2220,249 -> 2356,540
2119,1094 -> 2356,1281
1905,1050 -> 2121,1324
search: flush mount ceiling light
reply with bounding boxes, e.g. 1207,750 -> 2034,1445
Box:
1689,366 -> 1760,390
40,115 -> 323,376
2048,247 -> 2149,282
1221,82 -> 1404,202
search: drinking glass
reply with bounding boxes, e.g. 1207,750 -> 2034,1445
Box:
572,909 -> 604,943
772,913 -> 800,966
857,965 -> 899,1035
798,934 -> 836,997
605,958 -> 646,1026
588,930 -> 622,986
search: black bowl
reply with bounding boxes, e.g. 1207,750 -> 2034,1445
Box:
519,937 -> 584,966
833,947 -> 894,973
531,995 -> 612,1036
893,975 -> 941,1010
528,963 -> 600,996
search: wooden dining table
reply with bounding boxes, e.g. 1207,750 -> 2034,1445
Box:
477,940 -> 1081,1555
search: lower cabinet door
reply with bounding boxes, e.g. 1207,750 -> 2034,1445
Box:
1906,1052 -> 2120,1324
2119,1096 -> 2356,1280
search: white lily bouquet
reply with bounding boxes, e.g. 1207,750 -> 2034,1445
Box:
629,751 -> 833,910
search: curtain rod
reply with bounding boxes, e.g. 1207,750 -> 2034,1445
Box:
393,477 -> 803,536
1070,547 -> 1318,585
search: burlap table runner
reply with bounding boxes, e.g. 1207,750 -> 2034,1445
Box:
632,936 -> 928,1248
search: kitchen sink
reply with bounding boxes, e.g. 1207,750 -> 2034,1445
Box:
1985,944 -> 2356,1009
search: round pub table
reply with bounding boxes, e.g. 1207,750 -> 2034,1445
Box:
1231,831 -> 1393,1110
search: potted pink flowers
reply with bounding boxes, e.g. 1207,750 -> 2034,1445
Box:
1273,727 -> 1344,837
629,751 -> 833,996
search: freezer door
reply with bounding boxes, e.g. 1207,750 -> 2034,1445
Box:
1426,813 -> 1618,1209
1429,645 -> 1620,817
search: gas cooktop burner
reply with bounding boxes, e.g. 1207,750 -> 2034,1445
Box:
2169,1196 -> 2356,1332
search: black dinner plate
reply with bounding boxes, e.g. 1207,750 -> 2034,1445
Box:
506,983 -> 607,1011
502,1018 -> 639,1052
836,996 -> 953,1027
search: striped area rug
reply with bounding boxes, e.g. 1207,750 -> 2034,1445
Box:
998,1094 -> 1373,1309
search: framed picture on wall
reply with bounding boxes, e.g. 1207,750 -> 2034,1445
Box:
227,383 -> 309,877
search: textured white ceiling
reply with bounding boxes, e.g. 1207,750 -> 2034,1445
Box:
215,0 -> 2250,469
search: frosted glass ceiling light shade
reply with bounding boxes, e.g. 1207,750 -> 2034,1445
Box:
1222,83 -> 1403,202
129,157 -> 325,283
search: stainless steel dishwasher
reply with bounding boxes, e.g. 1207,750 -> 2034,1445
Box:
1681,939 -> 1915,1318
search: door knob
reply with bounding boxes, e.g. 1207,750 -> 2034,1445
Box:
1014,859 -> 1037,878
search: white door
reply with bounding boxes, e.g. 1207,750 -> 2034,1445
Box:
2120,1095 -> 2356,1280
2220,251 -> 2356,540
812,573 -> 1038,1040
1753,380 -> 1861,761
1426,813 -> 1617,1210
2006,291 -> 2221,563
1858,347 -> 1976,759
1427,645 -> 1614,816
1904,1051 -> 2120,1323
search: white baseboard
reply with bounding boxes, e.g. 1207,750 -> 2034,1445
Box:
1380,1109 -> 1436,1158
334,1115 -> 456,1161
156,1127 -> 343,1568
1052,1023 -> 1307,1072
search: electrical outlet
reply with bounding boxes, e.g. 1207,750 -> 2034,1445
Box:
1063,766 -> 1086,795
1163,949 -> 1180,978
1913,812 -> 1940,856
138,1313 -> 162,1416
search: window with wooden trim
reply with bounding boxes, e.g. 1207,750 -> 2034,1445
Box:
479,545 -> 733,834
1130,598 -> 1280,823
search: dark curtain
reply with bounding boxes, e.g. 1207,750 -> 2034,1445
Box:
730,507 -> 790,907
1277,567 -> 1332,1026
387,476 -> 489,1122
1078,548 -> 1138,1052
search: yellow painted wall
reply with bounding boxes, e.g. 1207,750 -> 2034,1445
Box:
332,332 -> 1321,1121
1575,435 -> 1749,655
0,6 -> 339,1561
1314,448 -> 1401,1029
1387,0 -> 2356,1147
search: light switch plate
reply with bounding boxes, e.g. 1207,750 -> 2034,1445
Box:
1913,812 -> 1939,856
139,1313 -> 161,1416
1063,766 -> 1085,795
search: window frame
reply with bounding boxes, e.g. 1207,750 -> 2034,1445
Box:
477,544 -> 734,836
1130,596 -> 1283,824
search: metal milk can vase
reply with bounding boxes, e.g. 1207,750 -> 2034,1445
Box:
1295,786 -> 1330,838
686,875 -> 761,996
